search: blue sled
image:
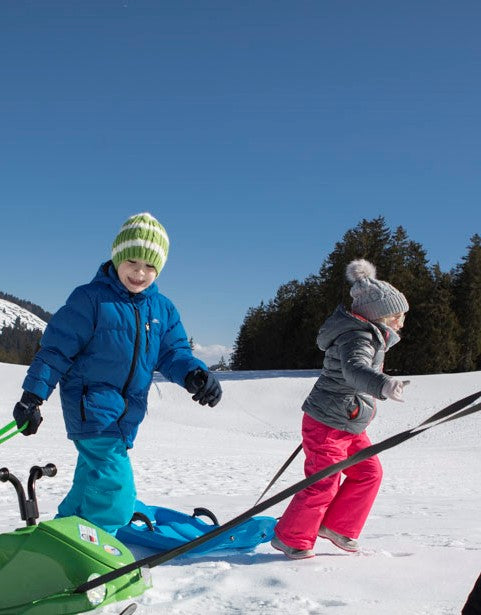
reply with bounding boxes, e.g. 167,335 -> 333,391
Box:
116,500 -> 276,557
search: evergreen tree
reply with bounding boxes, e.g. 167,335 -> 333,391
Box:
231,303 -> 270,370
288,275 -> 326,369
232,218 -> 398,370
380,226 -> 432,374
317,217 -> 391,311
404,265 -> 460,374
0,324 -> 43,366
0,291 -> 49,366
452,234 -> 481,371
231,218 -> 479,374
269,280 -> 305,368
218,355 -> 229,370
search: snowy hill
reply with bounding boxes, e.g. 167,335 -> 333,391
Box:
0,364 -> 480,614
0,298 -> 47,333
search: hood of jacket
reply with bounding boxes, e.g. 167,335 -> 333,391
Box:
317,305 -> 400,353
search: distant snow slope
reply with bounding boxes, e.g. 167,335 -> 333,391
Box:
0,298 -> 47,332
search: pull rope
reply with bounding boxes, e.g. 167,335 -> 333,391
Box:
0,420 -> 27,445
75,389 -> 481,595
254,443 -> 302,505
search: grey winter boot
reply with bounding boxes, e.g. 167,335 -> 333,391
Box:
318,525 -> 360,553
271,535 -> 315,560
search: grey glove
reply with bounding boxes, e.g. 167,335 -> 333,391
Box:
382,379 -> 407,402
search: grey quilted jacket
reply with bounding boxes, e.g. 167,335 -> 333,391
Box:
302,305 -> 400,434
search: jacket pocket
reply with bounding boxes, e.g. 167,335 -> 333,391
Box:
80,386 -> 87,422
347,395 -> 364,421
349,405 -> 360,419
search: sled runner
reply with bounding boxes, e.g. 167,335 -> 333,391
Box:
116,499 -> 276,556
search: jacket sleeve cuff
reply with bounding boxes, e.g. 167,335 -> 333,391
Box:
21,390 -> 43,405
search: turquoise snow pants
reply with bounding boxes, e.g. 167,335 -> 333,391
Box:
57,437 -> 136,534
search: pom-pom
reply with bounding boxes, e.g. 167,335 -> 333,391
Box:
346,259 -> 376,283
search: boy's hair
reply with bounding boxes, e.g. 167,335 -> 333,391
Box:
111,212 -> 170,275
346,259 -> 409,321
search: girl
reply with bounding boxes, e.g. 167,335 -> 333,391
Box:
272,259 -> 408,559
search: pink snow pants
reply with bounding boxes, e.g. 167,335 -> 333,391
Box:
275,413 -> 383,550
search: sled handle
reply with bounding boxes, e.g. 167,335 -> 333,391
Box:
130,511 -> 155,532
0,463 -> 57,526
193,507 -> 220,526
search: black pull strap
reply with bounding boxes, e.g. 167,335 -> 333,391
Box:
416,388 -> 481,427
254,443 -> 302,506
75,390 -> 481,595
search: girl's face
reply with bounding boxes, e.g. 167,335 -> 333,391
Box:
381,312 -> 406,332
117,259 -> 157,293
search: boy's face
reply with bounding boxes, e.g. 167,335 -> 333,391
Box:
117,259 -> 157,293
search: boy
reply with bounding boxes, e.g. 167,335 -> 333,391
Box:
13,212 -> 222,533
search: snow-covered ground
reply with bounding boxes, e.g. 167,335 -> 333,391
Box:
0,363 -> 480,614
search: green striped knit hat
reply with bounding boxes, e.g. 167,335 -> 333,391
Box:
111,212 -> 170,276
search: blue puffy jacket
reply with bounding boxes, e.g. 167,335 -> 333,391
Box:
23,262 -> 207,448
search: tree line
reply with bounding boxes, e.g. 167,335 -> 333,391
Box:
0,318 -> 43,366
230,217 -> 481,375
0,294 -> 51,366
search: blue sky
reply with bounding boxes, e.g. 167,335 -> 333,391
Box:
1,1 -> 480,364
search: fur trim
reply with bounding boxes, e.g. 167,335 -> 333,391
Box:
346,259 -> 377,283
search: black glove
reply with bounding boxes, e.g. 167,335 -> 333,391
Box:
13,391 -> 44,436
185,369 -> 222,408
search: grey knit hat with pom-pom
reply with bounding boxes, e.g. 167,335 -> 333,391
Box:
346,259 -> 409,321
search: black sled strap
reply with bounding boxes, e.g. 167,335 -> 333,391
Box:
254,443 -> 302,505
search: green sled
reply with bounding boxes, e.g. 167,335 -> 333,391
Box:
0,515 -> 151,614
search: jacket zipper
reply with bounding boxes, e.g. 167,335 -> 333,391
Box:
145,322 -> 150,353
118,304 -> 141,428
